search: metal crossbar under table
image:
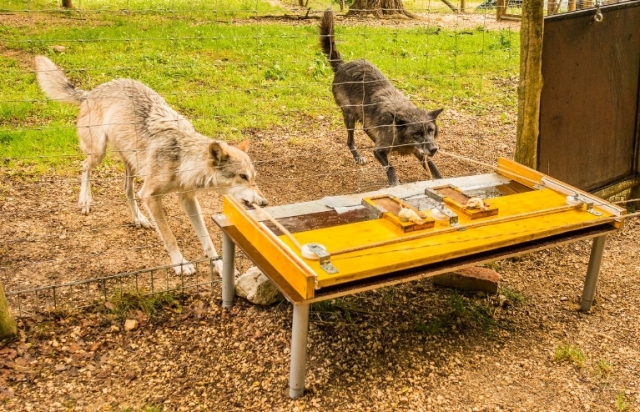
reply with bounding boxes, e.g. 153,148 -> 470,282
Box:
213,158 -> 626,398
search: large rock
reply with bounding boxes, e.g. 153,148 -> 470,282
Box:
235,267 -> 284,306
432,266 -> 500,294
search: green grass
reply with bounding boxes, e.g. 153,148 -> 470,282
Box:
415,291 -> 496,335
312,297 -> 355,323
594,358 -> 613,378
553,344 -> 586,368
615,392 -> 629,412
105,291 -> 181,319
500,286 -> 524,304
0,0 -> 519,170
119,405 -> 163,412
1,0 -> 286,17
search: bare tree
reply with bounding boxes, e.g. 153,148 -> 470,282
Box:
347,0 -> 415,18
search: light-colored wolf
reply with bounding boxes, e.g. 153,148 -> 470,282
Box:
34,55 -> 267,275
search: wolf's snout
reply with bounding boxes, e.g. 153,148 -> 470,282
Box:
254,197 -> 268,207
427,143 -> 438,157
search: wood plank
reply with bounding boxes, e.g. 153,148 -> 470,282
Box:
497,157 -> 545,187
262,207 -> 374,235
313,213 -> 616,288
497,158 -> 626,220
308,225 -> 615,303
215,215 -> 614,305
496,180 -> 532,195
540,3 -> 640,190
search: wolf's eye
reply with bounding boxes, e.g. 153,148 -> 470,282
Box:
239,174 -> 249,181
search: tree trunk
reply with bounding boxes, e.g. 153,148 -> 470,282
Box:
515,0 -> 544,168
62,0 -> 73,8
0,281 -> 17,340
347,0 -> 415,18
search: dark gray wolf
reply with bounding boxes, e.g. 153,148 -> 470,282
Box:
319,10 -> 444,186
34,55 -> 267,276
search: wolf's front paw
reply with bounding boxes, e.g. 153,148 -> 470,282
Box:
354,156 -> 367,165
212,259 -> 239,279
173,261 -> 197,275
134,214 -> 153,229
78,201 -> 92,215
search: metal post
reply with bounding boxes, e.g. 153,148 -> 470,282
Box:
289,303 -> 310,399
221,232 -> 236,309
580,235 -> 607,312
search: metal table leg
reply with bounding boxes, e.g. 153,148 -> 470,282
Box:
289,303 -> 310,399
580,235 -> 607,312
221,232 -> 236,309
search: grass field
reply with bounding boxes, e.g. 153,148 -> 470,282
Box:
0,0 -> 519,170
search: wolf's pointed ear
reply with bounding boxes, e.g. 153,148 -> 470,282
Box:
236,140 -> 250,153
209,142 -> 229,166
428,108 -> 444,119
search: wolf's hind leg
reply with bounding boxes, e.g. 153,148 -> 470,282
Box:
77,125 -> 107,215
124,162 -> 152,228
344,115 -> 366,165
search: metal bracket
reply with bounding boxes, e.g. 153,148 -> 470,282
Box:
569,194 -> 603,216
437,205 -> 460,227
541,177 -> 622,218
424,187 -> 445,202
424,187 -> 460,226
570,194 -> 594,209
307,243 -> 338,274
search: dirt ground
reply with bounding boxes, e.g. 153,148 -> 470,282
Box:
1,8 -> 639,412
2,108 -> 640,412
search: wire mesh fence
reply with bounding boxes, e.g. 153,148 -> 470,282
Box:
1,0 -> 638,319
2,0 -> 522,317
5,258 -> 218,318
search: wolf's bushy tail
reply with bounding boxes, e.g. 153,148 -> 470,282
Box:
319,10 -> 344,73
34,56 -> 88,104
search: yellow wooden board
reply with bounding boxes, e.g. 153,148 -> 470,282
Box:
278,188 -> 618,289
223,158 -> 625,299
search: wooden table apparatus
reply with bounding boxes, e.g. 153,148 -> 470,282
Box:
212,158 -> 626,399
